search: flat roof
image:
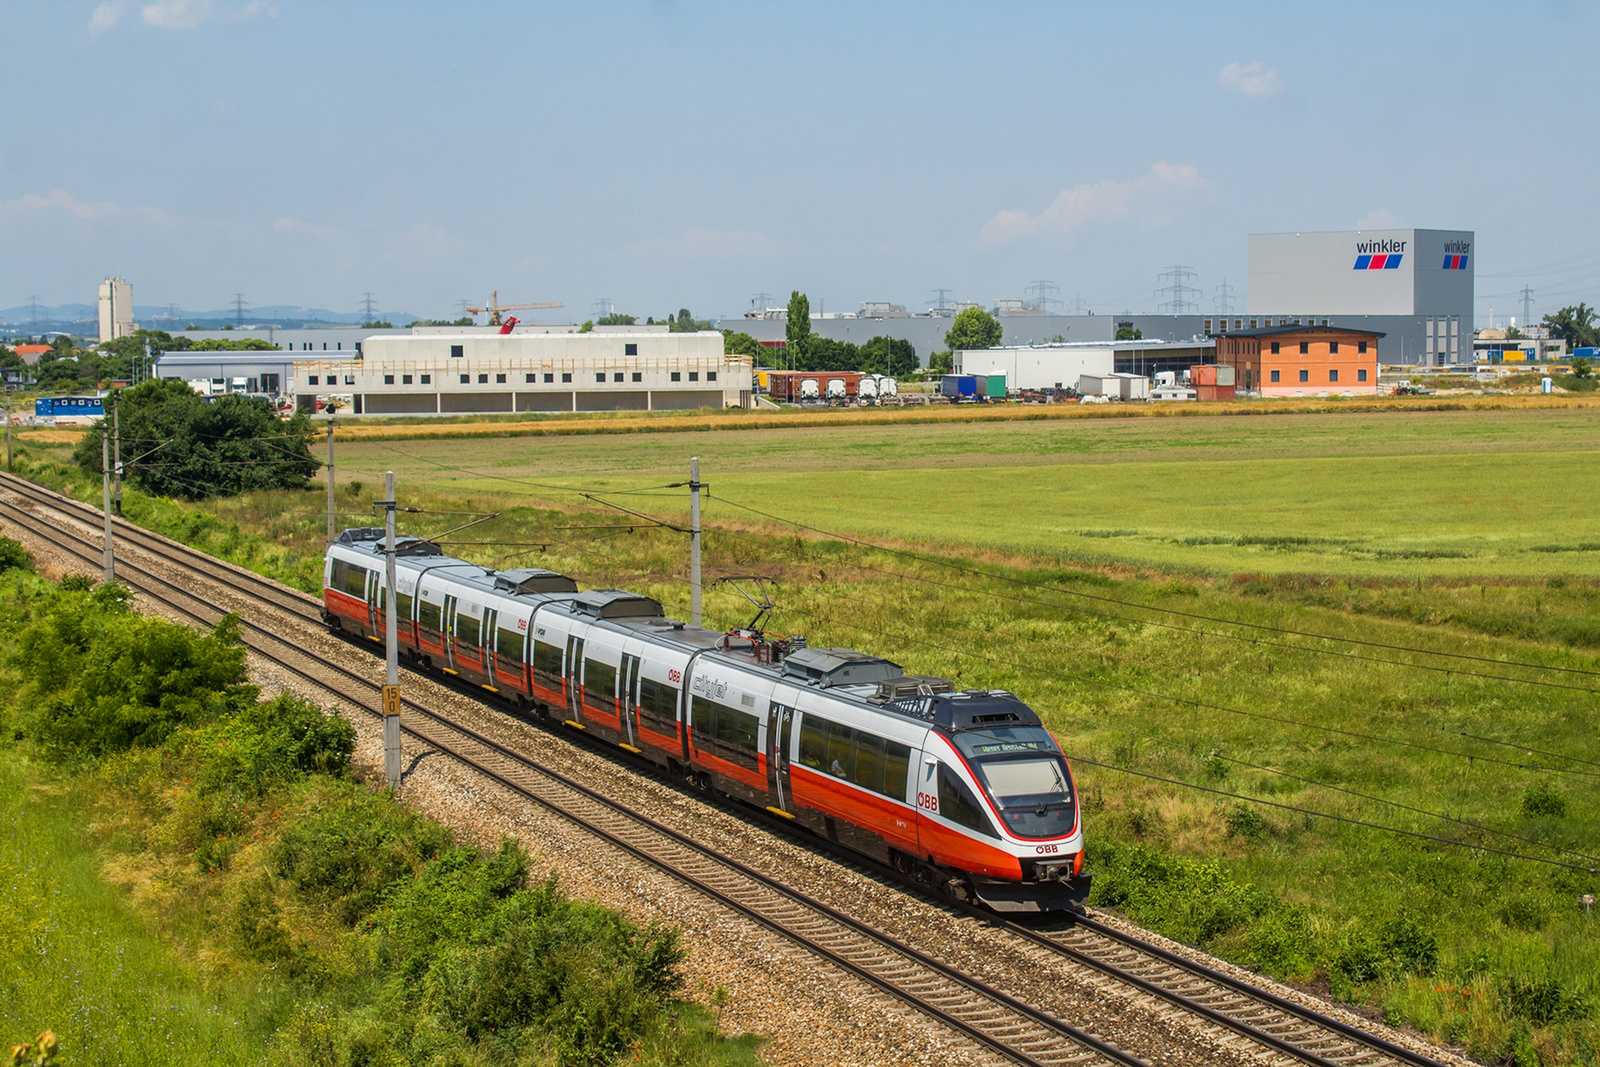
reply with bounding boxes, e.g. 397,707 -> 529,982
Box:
1221,325 -> 1386,339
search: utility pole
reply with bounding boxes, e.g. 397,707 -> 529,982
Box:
101,430 -> 114,582
326,420 -> 336,544
689,456 -> 702,627
4,380 -> 12,473
112,394 -> 123,517
1520,287 -> 1535,331
381,470 -> 402,791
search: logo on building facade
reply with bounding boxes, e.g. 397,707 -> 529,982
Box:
1441,241 -> 1470,270
1353,237 -> 1406,270
1441,255 -> 1469,270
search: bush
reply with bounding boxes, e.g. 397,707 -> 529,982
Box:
1498,975 -> 1590,1024
11,586 -> 255,757
0,535 -> 30,573
1225,802 -> 1266,840
1520,780 -> 1568,818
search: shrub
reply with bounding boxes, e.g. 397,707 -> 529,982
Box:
0,535 -> 30,573
1520,780 -> 1568,818
1225,802 -> 1266,840
12,589 -> 255,758
1377,915 -> 1438,976
1498,975 -> 1590,1024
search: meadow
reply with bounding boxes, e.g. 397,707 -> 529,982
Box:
11,400 -> 1600,1064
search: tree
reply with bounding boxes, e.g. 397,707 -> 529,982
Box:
928,350 -> 954,375
1541,304 -> 1599,350
597,313 -> 636,326
785,291 -> 811,365
859,336 -> 918,376
359,320 -> 394,329
1503,325 -> 1524,340
1571,356 -> 1593,379
669,308 -> 713,333
73,379 -> 321,499
721,330 -> 762,359
577,320 -> 594,333
1116,325 -> 1144,340
943,307 -> 1002,352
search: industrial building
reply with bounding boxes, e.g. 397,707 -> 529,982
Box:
952,339 -> 1215,392
295,327 -> 752,415
98,277 -> 135,342
1246,228 -> 1473,366
1215,324 -> 1382,396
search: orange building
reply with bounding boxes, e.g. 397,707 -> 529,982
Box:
1215,325 -> 1382,397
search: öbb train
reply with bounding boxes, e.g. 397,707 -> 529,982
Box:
322,529 -> 1089,911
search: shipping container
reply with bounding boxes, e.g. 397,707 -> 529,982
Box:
1194,384 -> 1236,401
982,373 -> 1007,399
940,374 -> 978,398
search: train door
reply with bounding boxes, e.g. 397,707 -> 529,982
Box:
619,654 -> 641,748
484,607 -> 499,678
365,569 -> 381,634
564,634 -> 585,723
767,702 -> 795,814
443,594 -> 458,669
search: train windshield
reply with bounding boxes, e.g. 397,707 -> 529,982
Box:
955,728 -> 1077,839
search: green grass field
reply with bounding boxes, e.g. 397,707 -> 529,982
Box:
328,407 -> 1600,579
12,402 -> 1600,1064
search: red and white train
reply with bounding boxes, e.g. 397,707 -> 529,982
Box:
323,528 -> 1089,911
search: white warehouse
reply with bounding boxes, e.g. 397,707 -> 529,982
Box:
953,339 -> 1215,391
294,327 -> 753,415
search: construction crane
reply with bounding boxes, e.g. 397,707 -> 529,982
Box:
466,291 -> 563,326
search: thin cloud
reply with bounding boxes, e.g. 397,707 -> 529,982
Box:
1218,61 -> 1283,98
1355,209 -> 1400,230
0,188 -> 120,220
139,0 -> 275,29
979,161 -> 1206,245
274,216 -> 335,241
89,1 -> 126,34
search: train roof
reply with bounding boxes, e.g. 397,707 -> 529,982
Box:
332,527 -> 579,607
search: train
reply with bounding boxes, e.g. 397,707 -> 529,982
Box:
322,528 -> 1089,912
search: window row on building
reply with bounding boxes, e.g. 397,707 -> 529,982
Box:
306,369 -> 722,387
1268,368 -> 1369,383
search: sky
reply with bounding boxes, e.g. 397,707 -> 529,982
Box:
3,0 -> 1599,327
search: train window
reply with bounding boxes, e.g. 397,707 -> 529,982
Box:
584,658 -> 617,710
342,563 -> 368,598
395,590 -> 414,623
496,626 -> 524,664
798,716 -> 826,770
825,723 -> 855,781
456,609 -> 481,649
329,559 -> 346,590
853,732 -> 885,793
693,696 -> 758,770
639,677 -> 678,733
938,763 -> 998,838
532,640 -> 562,686
883,741 -> 911,800
418,600 -> 442,633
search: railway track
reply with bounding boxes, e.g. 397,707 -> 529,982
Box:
0,474 -> 1140,1067
0,472 -> 1458,1067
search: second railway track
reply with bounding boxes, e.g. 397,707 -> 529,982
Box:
0,471 -> 1461,1067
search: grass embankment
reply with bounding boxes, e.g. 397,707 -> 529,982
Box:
0,553 -> 761,1066
11,404 -> 1600,1063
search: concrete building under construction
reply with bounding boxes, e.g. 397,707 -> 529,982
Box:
294,326 -> 752,415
